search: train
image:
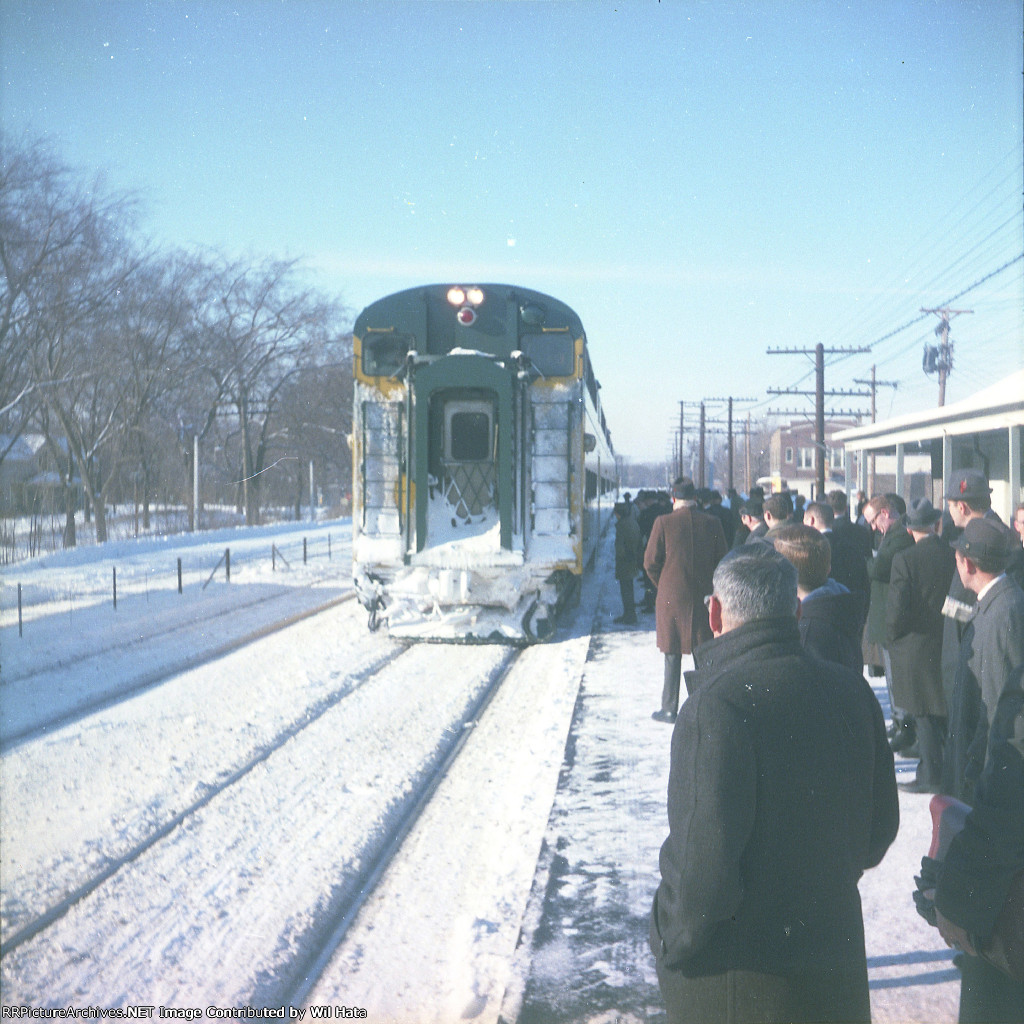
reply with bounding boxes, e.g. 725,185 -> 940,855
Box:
350,283 -> 618,641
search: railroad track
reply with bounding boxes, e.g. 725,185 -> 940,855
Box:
0,639 -> 530,1005
1,584 -> 359,747
276,644 -> 522,1007
0,632 -> 400,959
2,568 -> 354,686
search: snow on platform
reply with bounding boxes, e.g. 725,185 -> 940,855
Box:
502,598 -> 959,1022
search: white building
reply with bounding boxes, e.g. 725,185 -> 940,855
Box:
834,370 -> 1024,521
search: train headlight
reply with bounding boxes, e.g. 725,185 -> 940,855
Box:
456,306 -> 477,326
447,286 -> 485,307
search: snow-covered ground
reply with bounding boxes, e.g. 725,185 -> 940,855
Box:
0,518 -> 958,1021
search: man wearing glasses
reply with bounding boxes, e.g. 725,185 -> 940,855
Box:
651,542 -> 898,1023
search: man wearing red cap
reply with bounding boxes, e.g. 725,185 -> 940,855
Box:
938,516 -> 1024,1020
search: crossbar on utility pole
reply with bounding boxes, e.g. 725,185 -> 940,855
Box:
853,365 -> 898,496
768,344 -> 870,500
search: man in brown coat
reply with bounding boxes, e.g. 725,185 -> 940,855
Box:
644,477 -> 728,722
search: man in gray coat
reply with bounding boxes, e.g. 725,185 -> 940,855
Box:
651,543 -> 899,1024
939,516 -> 1024,1020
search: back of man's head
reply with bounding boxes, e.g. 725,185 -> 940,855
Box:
805,501 -> 835,530
885,492 -> 907,517
770,523 -> 832,594
672,476 -> 696,501
828,489 -> 848,516
764,492 -> 793,523
713,541 -> 799,627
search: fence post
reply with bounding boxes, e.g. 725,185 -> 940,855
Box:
113,566 -> 118,610
303,537 -> 308,564
178,558 -> 183,594
18,582 -> 23,638
272,544 -> 276,571
225,548 -> 230,582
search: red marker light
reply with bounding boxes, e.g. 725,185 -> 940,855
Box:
457,306 -> 477,326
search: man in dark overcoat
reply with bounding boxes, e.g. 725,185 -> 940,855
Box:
805,500 -> 870,632
644,477 -> 727,722
650,543 -> 899,1024
885,498 -> 956,793
772,523 -> 864,673
864,493 -> 915,749
739,500 -> 767,546
613,500 -> 643,624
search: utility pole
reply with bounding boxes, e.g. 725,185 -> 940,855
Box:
746,412 -> 752,494
698,402 -> 706,489
704,396 -> 757,492
728,397 -> 734,489
921,307 -> 972,406
815,345 -> 825,500
678,401 -> 685,480
767,344 -> 870,500
853,365 -> 898,497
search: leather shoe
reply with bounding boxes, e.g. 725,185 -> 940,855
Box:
898,779 -> 940,794
890,726 -> 917,754
651,710 -> 677,723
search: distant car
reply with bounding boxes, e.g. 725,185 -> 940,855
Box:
756,475 -> 789,496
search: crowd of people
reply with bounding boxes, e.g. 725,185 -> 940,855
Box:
611,474 -> 1024,1023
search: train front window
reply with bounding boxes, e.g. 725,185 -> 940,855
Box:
449,411 -> 491,462
362,333 -> 413,376
521,333 -> 575,377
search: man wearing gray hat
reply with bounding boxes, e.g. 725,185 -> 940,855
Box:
886,499 -> 957,792
938,515 -> 1024,1019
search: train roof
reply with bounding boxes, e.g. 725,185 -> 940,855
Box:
353,283 -> 586,341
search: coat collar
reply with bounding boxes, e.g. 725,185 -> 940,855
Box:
976,574 -> 1013,613
691,617 -> 802,685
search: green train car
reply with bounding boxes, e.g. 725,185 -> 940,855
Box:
351,283 -> 617,641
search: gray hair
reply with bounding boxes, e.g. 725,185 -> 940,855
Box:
712,541 -> 799,625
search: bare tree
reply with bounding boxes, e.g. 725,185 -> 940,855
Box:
11,147 -> 142,543
0,137 -> 129,462
114,250 -> 200,529
2,134 -> 356,545
274,339 -> 354,517
191,257 -> 344,525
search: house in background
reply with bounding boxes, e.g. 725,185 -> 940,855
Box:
769,418 -> 868,501
0,434 -> 74,514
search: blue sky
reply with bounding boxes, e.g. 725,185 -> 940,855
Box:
3,0 -> 1022,465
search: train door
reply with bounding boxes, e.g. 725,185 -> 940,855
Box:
412,355 -> 514,554
427,391 -> 498,531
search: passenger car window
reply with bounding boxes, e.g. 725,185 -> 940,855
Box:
521,333 -> 574,377
362,333 -> 413,376
449,411 -> 491,461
